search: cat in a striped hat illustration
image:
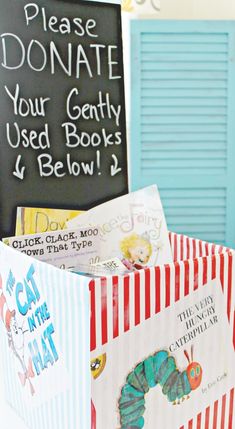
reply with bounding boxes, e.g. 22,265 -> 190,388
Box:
0,274 -> 35,395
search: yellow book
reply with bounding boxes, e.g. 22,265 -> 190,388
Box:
15,207 -> 84,235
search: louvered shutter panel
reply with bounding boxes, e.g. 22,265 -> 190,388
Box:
130,21 -> 235,247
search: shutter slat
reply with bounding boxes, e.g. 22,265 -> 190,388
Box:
142,133 -> 226,141
142,106 -> 227,114
142,151 -> 226,160
141,43 -> 228,53
141,124 -> 226,133
141,62 -> 228,71
141,115 -> 227,125
141,80 -> 227,88
142,70 -> 227,79
141,52 -> 228,62
142,143 -> 226,150
141,33 -> 228,43
142,88 -> 227,97
141,97 -> 227,106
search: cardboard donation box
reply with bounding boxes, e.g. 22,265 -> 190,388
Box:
1,0 -> 233,426
0,232 -> 234,429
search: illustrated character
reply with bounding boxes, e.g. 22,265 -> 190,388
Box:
91,354 -> 107,380
0,274 -> 35,395
90,353 -> 107,429
120,233 -> 153,270
118,345 -> 202,428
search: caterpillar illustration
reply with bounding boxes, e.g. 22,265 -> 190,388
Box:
118,345 -> 202,428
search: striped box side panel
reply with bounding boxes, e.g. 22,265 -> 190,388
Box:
90,235 -> 235,428
169,232 -> 231,262
1,265 -> 91,429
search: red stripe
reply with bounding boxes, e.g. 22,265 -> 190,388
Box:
212,244 -> 216,255
202,257 -> 208,286
184,260 -> 190,296
193,239 -> 196,259
112,276 -> 119,339
228,388 -> 234,429
91,400 -> 96,429
155,267 -> 161,314
197,412 -> 202,429
180,235 -> 184,261
205,406 -> 210,429
174,233 -> 178,262
194,258 -> 199,290
219,245 -> 224,254
123,276 -> 130,332
233,309 -> 235,349
205,242 -> 209,256
220,394 -> 226,429
227,253 -> 232,321
220,254 -> 225,291
212,255 -> 216,280
186,237 -> 190,260
175,262 -> 180,302
213,400 -> 218,429
145,269 -> 151,320
89,281 -> 96,352
165,265 -> 171,308
188,419 -> 193,429
199,240 -> 203,257
134,272 -> 140,326
169,231 -> 172,246
101,278 -> 108,345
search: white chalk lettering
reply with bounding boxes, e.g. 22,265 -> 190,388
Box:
5,84 -> 50,117
6,123 -> 51,149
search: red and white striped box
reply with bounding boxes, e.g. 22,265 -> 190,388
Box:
90,232 -> 235,429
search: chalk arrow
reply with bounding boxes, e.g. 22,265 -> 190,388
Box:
13,155 -> 26,180
110,154 -> 122,177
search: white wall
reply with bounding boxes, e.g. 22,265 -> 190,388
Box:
125,0 -> 235,19
160,0 -> 235,19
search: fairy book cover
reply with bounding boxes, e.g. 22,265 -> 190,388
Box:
68,185 -> 173,268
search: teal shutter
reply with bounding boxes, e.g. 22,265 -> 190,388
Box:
130,20 -> 235,247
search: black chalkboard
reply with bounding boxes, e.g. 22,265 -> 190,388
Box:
0,0 -> 128,238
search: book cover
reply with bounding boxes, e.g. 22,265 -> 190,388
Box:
68,185 -> 173,268
16,208 -> 84,236
4,226 -> 100,270
0,242 -> 91,429
91,277 -> 235,428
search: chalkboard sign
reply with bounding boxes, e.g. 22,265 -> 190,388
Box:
0,0 -> 128,238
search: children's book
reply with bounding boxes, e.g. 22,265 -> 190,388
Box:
4,226 -> 100,270
16,208 -> 84,236
0,242 -> 91,429
67,185 -> 173,268
91,277 -> 235,428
